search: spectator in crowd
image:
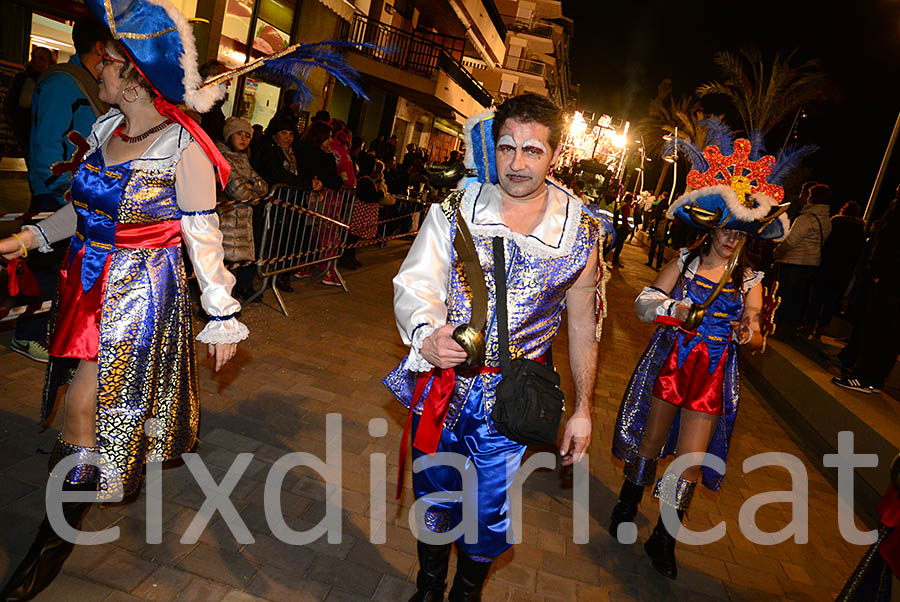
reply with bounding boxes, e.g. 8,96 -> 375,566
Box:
216,117 -> 269,301
295,120 -> 343,191
254,113 -> 303,189
11,19 -> 110,363
802,201 -> 866,337
387,134 -> 398,162
609,192 -> 634,267
3,46 -> 55,163
198,59 -> 229,141
329,119 -> 356,188
270,91 -> 302,136
312,109 -> 330,123
773,183 -> 833,335
645,198 -> 670,270
401,142 -> 417,167
350,135 -> 366,164
834,184 -> 900,393
250,123 -> 264,158
342,152 -> 383,271
218,117 -> 269,202
254,113 -> 303,291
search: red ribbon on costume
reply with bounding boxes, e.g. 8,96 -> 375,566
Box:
396,368 -> 456,499
878,485 -> 900,577
4,259 -> 40,297
153,96 -> 230,190
395,355 -> 543,500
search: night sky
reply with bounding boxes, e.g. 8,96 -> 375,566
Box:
566,0 -> 900,217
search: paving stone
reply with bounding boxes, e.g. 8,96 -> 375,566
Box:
306,555 -> 382,597
171,575 -> 231,602
132,565 -> 194,600
178,542 -> 259,589
86,549 -> 157,593
246,567 -> 331,602
33,572 -> 111,601
372,575 -> 416,602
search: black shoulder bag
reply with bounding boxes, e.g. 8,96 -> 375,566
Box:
490,237 -> 565,446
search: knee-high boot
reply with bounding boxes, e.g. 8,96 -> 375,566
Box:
644,473 -> 696,580
609,455 -> 657,539
407,541 -> 452,602
448,549 -> 492,602
0,437 -> 99,601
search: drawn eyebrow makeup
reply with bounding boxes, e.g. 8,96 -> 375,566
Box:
521,138 -> 547,153
498,134 -> 517,148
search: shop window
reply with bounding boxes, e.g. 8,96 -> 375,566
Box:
217,0 -> 253,68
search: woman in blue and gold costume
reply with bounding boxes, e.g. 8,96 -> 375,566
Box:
608,118 -> 813,580
0,1 -> 248,598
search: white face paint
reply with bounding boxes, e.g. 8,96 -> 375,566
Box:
521,138 -> 548,154
498,134 -> 517,149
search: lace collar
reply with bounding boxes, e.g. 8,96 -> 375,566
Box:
461,180 -> 583,259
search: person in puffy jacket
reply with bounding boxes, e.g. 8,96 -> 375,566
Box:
217,117 -> 268,300
774,183 -> 833,333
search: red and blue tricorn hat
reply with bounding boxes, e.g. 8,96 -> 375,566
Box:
665,118 -> 816,241
85,0 -> 223,112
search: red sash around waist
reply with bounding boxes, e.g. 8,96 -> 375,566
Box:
115,220 -> 182,249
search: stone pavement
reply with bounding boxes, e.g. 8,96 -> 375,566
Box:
0,237 -> 872,601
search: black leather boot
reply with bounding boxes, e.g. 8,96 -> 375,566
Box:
407,541 -> 452,602
1,482 -> 96,601
608,479 -> 644,539
644,509 -> 686,580
447,550 -> 492,602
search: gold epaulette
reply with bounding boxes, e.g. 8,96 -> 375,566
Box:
440,189 -> 466,221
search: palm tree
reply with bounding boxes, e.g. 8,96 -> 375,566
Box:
696,48 -> 828,135
636,95 -> 707,197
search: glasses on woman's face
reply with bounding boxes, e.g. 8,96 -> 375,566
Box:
101,53 -> 126,69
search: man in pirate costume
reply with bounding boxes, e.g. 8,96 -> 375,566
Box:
0,1 -> 367,599
384,93 -> 613,601
608,118 -> 813,579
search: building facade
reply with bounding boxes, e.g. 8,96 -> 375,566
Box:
465,0 -> 576,110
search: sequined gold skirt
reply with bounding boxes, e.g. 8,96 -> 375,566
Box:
43,246 -> 199,499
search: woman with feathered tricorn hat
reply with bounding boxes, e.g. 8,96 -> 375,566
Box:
607,117 -> 815,580
0,0 -> 368,597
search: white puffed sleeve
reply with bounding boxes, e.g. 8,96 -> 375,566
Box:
392,203 -> 453,371
176,142 -> 249,344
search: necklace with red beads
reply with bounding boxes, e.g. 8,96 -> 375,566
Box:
113,119 -> 173,143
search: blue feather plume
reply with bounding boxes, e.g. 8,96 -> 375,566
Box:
747,130 -> 767,160
769,144 -> 819,186
244,40 -> 379,107
699,117 -> 734,155
663,137 -> 708,172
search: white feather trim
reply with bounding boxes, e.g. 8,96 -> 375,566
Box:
667,184 -> 775,222
145,0 -> 224,113
463,108 -> 496,171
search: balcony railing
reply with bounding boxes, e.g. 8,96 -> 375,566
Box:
502,15 -> 554,39
341,14 -> 492,108
502,55 -> 547,77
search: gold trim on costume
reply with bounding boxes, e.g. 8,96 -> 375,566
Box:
90,240 -> 114,250
117,26 -> 178,40
73,200 -> 89,209
85,163 -> 101,173
95,209 -> 113,220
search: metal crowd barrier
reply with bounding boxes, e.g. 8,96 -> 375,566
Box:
345,195 -> 429,250
249,185 -> 356,315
